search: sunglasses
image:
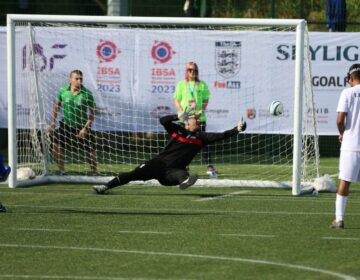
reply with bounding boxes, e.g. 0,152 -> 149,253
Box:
187,68 -> 198,73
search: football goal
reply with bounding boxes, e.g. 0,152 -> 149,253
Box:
7,14 -> 320,195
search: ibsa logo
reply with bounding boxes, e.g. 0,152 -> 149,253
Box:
97,67 -> 120,75
96,40 -> 121,63
152,68 -> 176,77
151,41 -> 176,64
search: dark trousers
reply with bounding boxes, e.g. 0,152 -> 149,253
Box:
107,158 -> 189,189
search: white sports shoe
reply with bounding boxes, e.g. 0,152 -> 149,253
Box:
206,165 -> 218,179
93,185 -> 109,194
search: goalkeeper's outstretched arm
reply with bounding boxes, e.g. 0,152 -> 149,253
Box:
159,114 -> 181,134
204,118 -> 246,144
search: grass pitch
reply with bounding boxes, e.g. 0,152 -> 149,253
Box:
0,159 -> 360,279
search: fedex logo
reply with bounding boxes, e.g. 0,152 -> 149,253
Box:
214,80 -> 241,89
22,43 -> 67,71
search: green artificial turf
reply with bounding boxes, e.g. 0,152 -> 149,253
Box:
0,157 -> 359,279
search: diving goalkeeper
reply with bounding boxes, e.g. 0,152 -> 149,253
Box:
93,112 -> 246,194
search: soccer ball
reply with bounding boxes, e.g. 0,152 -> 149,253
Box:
268,101 -> 284,116
17,167 -> 36,180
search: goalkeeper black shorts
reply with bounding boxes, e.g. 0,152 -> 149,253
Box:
131,158 -> 189,186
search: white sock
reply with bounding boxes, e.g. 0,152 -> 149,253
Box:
335,193 -> 347,222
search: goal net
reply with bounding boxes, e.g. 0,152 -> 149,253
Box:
7,15 -> 320,195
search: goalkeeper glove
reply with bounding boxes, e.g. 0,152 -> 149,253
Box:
237,117 -> 247,133
177,108 -> 194,122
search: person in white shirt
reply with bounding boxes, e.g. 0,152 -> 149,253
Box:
331,64 -> 360,229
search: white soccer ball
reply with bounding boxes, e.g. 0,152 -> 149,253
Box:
268,101 -> 284,116
17,167 -> 36,180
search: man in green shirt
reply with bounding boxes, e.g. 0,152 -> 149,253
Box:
49,70 -> 97,174
174,61 -> 217,178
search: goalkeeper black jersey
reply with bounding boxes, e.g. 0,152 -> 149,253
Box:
154,115 -> 238,169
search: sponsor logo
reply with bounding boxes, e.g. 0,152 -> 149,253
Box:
215,41 -> 241,78
96,40 -> 121,63
277,44 -> 359,61
214,80 -> 241,89
312,107 -> 329,114
151,41 -> 176,64
97,67 -> 121,76
151,68 -> 176,77
312,76 -> 347,87
246,108 -> 256,119
22,43 -> 67,71
206,109 -> 229,119
96,41 -> 122,96
307,107 -> 329,124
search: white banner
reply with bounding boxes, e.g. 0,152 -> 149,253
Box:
0,27 -> 357,135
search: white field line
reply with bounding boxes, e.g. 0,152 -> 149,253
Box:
193,191 -> 250,201
8,204 -> 360,216
118,230 -> 172,235
3,190 -> 360,204
6,193 -> 359,205
8,227 -> 274,239
0,243 -> 355,280
9,228 -> 172,236
11,228 -> 73,232
220,234 -> 275,238
0,275 -> 161,279
322,237 -> 360,241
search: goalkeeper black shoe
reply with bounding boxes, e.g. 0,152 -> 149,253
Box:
0,203 -> 7,213
179,174 -> 198,190
93,185 -> 109,194
330,220 -> 344,229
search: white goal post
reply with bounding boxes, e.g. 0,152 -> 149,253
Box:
7,14 -> 321,195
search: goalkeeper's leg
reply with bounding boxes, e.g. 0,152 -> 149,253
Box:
159,168 -> 198,190
93,158 -> 165,194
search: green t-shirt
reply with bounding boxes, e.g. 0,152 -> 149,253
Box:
173,80 -> 211,122
56,85 -> 95,128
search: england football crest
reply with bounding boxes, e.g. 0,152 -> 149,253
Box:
215,41 -> 241,79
